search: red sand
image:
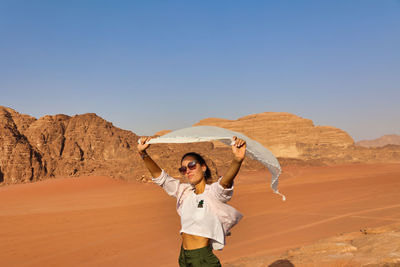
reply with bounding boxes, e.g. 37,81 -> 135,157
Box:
1,163 -> 400,266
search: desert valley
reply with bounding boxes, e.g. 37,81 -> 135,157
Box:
1,106 -> 400,267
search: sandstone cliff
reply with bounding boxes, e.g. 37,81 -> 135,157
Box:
0,107 -> 44,183
194,112 -> 354,158
24,112 -> 143,179
0,106 -> 145,184
194,113 -> 400,165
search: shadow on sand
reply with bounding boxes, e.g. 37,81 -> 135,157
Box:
268,259 -> 295,267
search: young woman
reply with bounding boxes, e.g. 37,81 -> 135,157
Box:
137,136 -> 246,267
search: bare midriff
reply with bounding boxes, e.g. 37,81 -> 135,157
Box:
181,233 -> 209,250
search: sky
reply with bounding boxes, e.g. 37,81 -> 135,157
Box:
1,0 -> 399,141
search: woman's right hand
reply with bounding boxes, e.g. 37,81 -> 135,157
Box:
137,136 -> 152,153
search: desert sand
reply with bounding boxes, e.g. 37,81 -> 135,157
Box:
1,163 -> 400,267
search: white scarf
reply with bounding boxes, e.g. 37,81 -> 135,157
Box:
143,126 -> 286,201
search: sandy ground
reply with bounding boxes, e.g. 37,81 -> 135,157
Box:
1,163 -> 400,267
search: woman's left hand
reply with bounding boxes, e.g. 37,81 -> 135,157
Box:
232,136 -> 246,162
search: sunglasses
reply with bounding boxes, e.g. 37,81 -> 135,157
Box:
179,160 -> 198,175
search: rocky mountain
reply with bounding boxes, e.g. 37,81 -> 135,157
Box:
0,106 -> 262,185
193,113 -> 400,165
1,107 -> 400,185
356,134 -> 400,148
194,112 -> 354,158
0,106 -> 143,184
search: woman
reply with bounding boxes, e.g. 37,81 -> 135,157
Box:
137,136 -> 246,267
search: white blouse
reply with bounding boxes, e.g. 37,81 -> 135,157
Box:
152,170 -> 243,250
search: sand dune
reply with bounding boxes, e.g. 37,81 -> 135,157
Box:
1,163 -> 400,266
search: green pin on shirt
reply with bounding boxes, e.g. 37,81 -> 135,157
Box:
198,200 -> 204,208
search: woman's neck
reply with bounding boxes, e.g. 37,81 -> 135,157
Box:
194,179 -> 206,194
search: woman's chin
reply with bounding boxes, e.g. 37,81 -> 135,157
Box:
188,177 -> 201,185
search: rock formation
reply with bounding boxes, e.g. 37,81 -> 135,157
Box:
193,113 -> 400,165
0,106 -> 145,184
356,134 -> 400,147
0,107 -> 45,183
1,106 -> 399,185
23,112 -> 142,179
194,112 -> 354,158
0,106 -> 260,185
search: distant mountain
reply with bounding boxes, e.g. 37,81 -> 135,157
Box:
356,135 -> 400,147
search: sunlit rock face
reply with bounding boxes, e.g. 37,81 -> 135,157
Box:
0,107 -> 44,184
194,112 -> 354,158
23,112 -> 142,179
194,112 -> 400,165
0,106 -> 144,184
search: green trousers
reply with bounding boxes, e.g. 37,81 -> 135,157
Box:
179,245 -> 222,267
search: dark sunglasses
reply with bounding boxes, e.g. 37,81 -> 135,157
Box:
179,160 -> 198,175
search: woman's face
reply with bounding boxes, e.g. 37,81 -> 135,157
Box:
180,156 -> 206,185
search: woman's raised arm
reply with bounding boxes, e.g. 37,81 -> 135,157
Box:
137,136 -> 162,178
219,136 -> 246,189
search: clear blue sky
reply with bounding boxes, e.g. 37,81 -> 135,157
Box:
1,0 -> 399,141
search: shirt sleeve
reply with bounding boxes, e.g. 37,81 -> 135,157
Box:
152,169 -> 182,198
209,177 -> 234,203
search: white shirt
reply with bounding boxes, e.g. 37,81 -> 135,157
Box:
152,170 -> 243,250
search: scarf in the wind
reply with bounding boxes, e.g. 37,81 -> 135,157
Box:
143,126 -> 285,201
